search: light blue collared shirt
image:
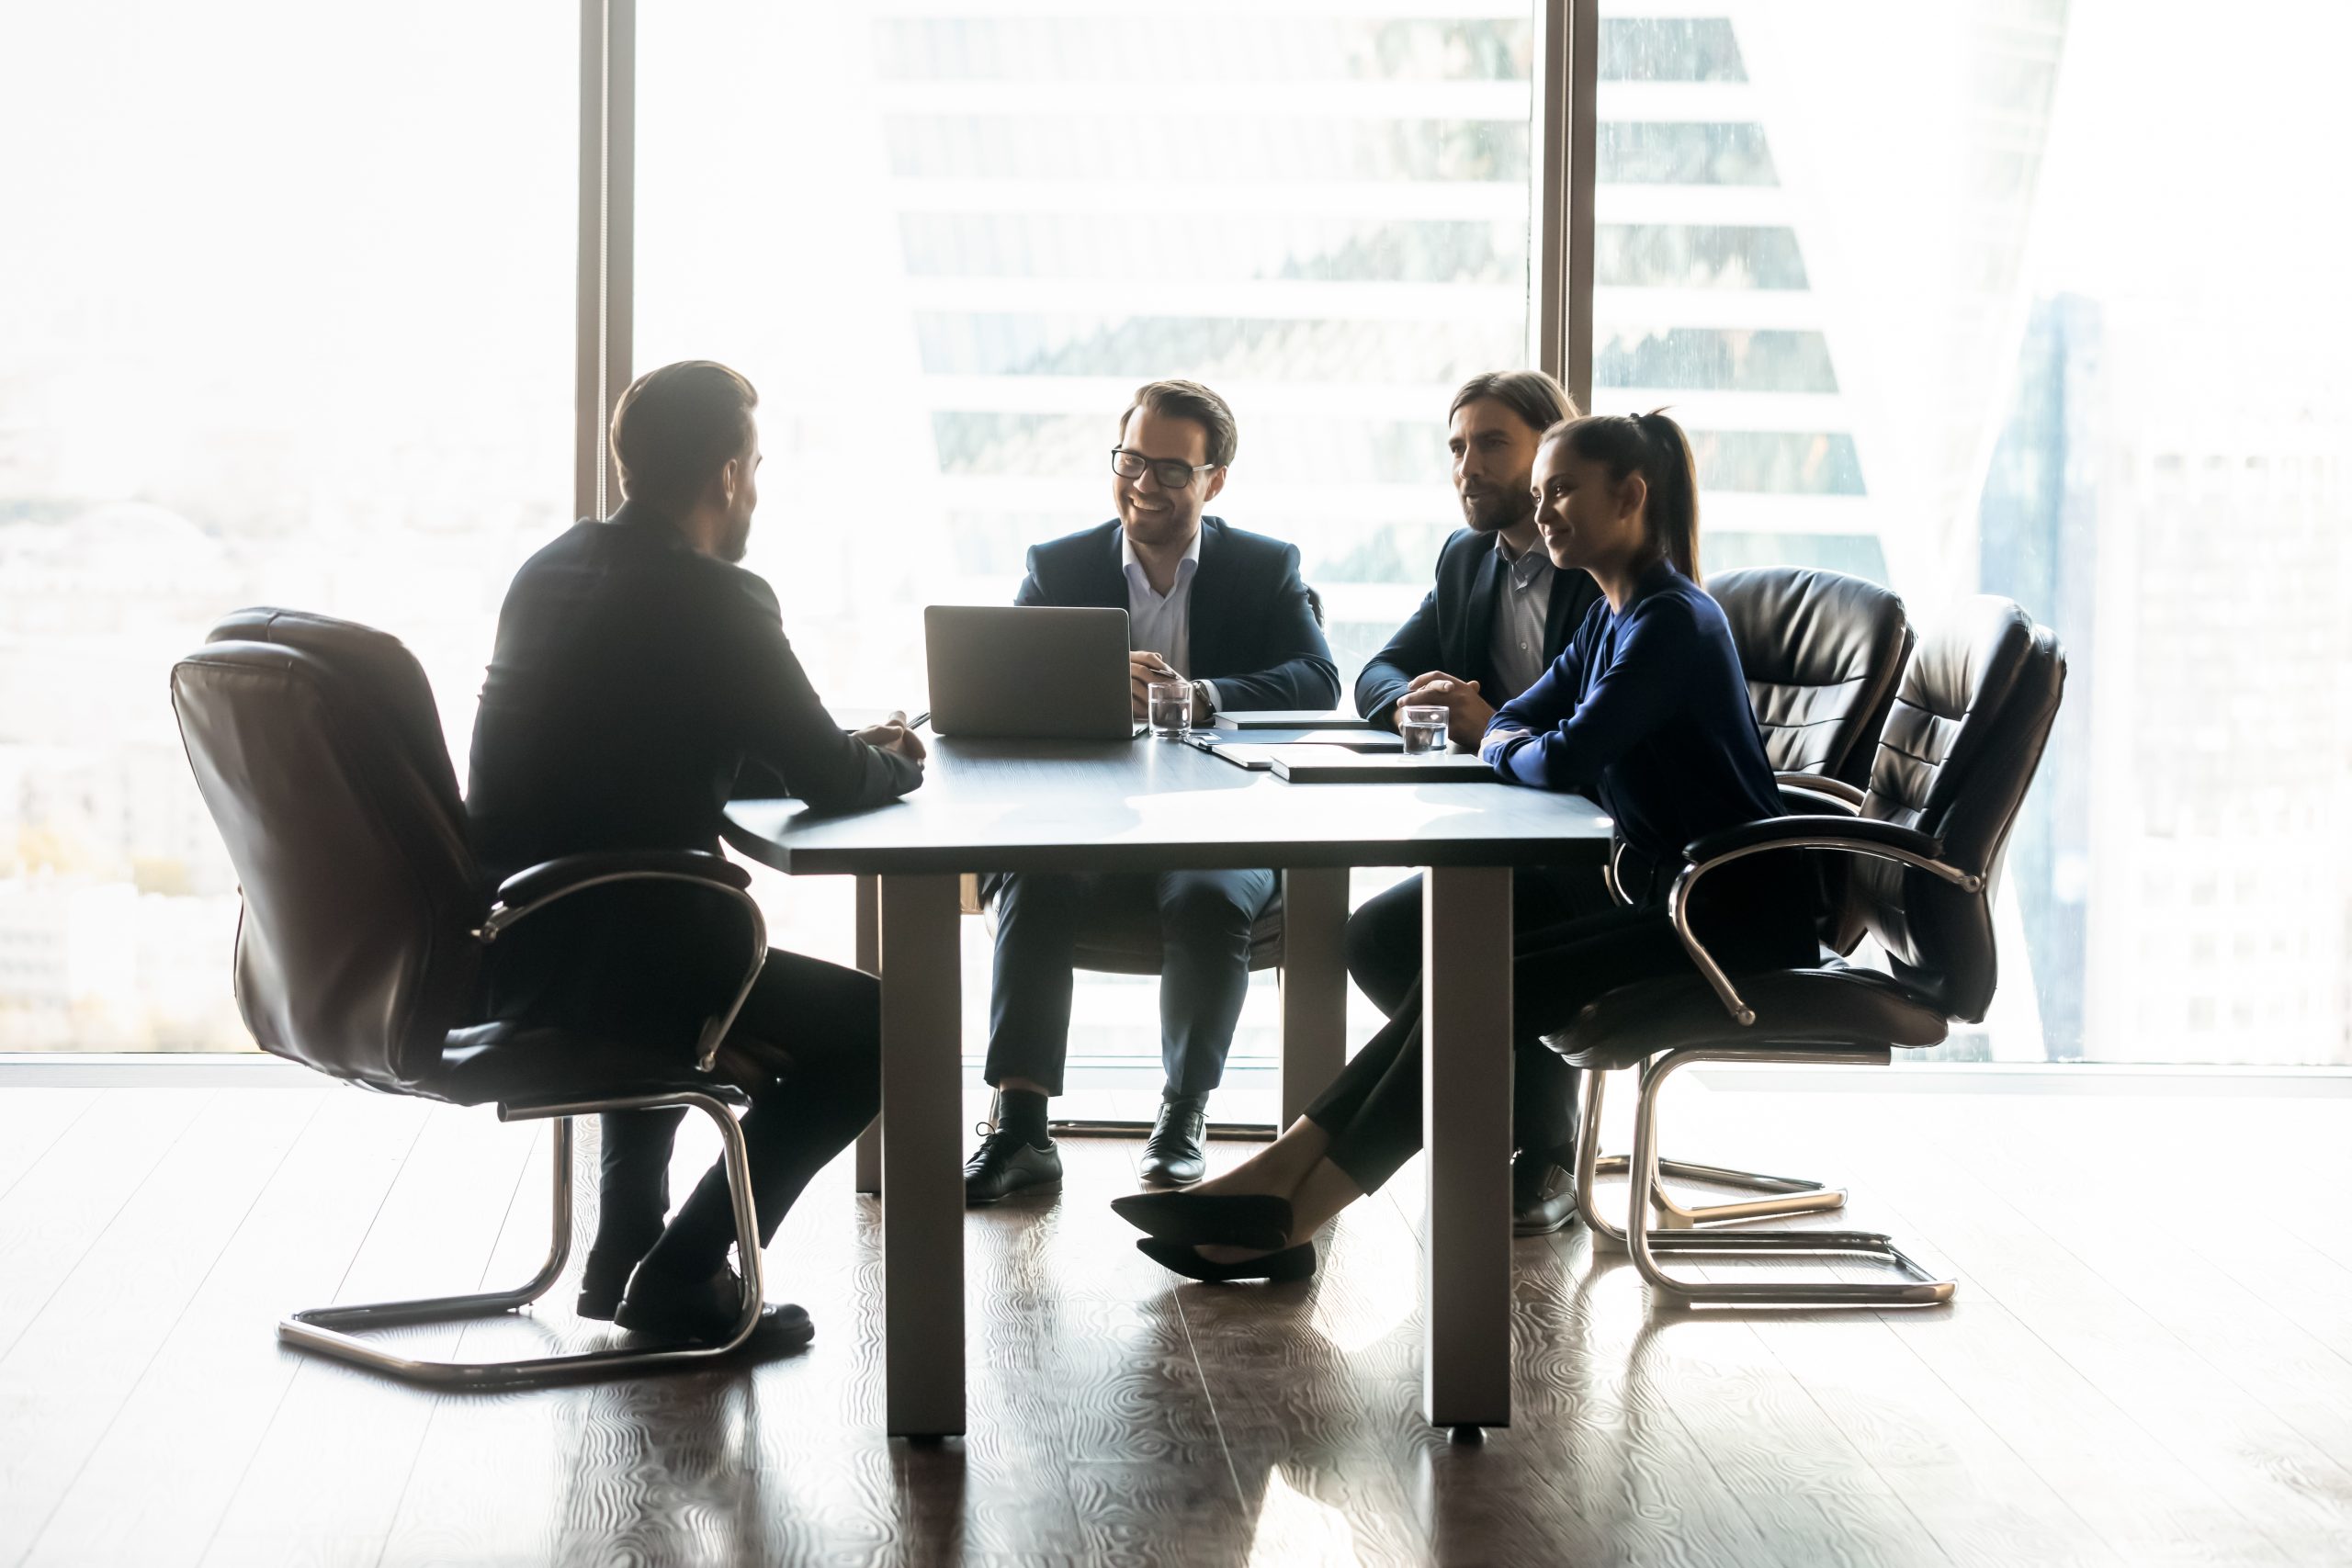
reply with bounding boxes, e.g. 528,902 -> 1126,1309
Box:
1122,527 -> 1219,710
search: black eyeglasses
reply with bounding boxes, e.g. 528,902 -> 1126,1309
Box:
1112,447 -> 1219,490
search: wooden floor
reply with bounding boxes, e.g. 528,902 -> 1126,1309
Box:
2,1076 -> 2349,1567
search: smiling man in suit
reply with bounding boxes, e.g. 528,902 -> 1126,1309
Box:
1349,369 -> 1611,1235
965,378 -> 1341,1201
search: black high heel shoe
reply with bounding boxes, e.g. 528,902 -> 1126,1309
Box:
1109,1190 -> 1293,1251
1136,1236 -> 1317,1284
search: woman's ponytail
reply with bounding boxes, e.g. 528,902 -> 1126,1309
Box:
1632,409 -> 1701,582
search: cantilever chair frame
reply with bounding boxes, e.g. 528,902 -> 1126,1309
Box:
1573,823 -> 1972,1307
1586,770 -> 1873,1231
280,861 -> 775,1389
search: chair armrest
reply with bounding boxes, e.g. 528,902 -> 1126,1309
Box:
490,849 -> 751,919
1683,814 -> 1955,871
1670,816 -> 1983,1028
1775,772 -> 1865,811
479,850 -> 764,1075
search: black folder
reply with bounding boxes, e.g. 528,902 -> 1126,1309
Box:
1271,751 -> 1498,784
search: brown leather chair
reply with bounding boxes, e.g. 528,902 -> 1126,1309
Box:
1551,596 -> 2065,1306
172,608 -> 770,1387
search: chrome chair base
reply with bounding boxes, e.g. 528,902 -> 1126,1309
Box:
1577,1047 -> 1954,1309
1547,1029 -> 1849,1229
1589,1150 -> 1848,1230
278,1090 -> 765,1388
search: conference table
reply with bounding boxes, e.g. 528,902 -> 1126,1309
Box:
723,733 -> 1611,1438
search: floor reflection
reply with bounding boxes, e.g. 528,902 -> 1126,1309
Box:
551,1371 -> 771,1568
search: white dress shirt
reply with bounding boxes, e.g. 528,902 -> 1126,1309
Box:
1122,527 -> 1218,711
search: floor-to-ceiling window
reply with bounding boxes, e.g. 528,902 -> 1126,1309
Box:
0,2 -> 577,1050
6,1 -> 2345,1077
1593,0 -> 2351,1065
635,5 -> 1545,1113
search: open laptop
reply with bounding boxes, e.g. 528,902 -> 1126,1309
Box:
924,605 -> 1141,741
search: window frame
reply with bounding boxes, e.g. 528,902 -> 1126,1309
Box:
572,0 -> 1601,504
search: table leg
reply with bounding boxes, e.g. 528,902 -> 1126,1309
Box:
1421,863 -> 1513,1431
853,874 -> 882,1197
1277,868 -> 1349,1126
879,873 -> 965,1438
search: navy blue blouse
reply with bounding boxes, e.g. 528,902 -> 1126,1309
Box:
1480,559 -> 1786,865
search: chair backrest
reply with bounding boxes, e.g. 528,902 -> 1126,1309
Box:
1850,596 -> 2065,1021
171,608 -> 482,1091
1707,566 -> 1913,790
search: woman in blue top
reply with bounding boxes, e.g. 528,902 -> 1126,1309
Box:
1114,410 -> 1820,1281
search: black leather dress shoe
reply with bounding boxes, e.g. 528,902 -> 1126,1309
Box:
1136,1093 -> 1210,1186
576,1246 -> 644,1321
963,1127 -> 1063,1204
1511,1149 -> 1581,1236
1136,1236 -> 1317,1283
613,1266 -> 813,1353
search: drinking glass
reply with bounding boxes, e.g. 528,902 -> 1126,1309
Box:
1148,679 -> 1193,739
1397,704 -> 1449,756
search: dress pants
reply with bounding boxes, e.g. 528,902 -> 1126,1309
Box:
1342,864 -> 1613,1164
594,946 -> 881,1281
983,868 -> 1280,1098
481,886 -> 879,1286
1307,858 -> 1818,1194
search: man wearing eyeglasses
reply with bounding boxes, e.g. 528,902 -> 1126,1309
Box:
965,378 -> 1340,1202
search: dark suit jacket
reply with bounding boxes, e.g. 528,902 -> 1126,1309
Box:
1015,517 -> 1341,714
1353,526 -> 1602,726
466,502 -> 920,1042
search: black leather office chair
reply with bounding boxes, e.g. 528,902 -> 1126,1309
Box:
172,608 -> 769,1386
1589,567 -> 1915,1229
1712,565 -> 1913,800
1551,596 -> 2064,1306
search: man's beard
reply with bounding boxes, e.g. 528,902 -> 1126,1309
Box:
719,515 -> 753,563
1462,490 -> 1532,535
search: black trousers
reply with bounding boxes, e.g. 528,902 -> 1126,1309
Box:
983,868 -> 1279,1098
1343,864 -> 1614,1165
1307,859 -> 1818,1194
594,946 -> 881,1282
482,888 -> 879,1286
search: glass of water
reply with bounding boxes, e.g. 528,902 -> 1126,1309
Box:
1148,679 -> 1193,740
1397,704 -> 1449,755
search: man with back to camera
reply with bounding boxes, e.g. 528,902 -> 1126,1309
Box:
466,360 -> 927,1349
1349,369 -> 1611,1235
964,378 -> 1342,1201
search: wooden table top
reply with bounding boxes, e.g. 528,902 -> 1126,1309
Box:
723,735 -> 1613,875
